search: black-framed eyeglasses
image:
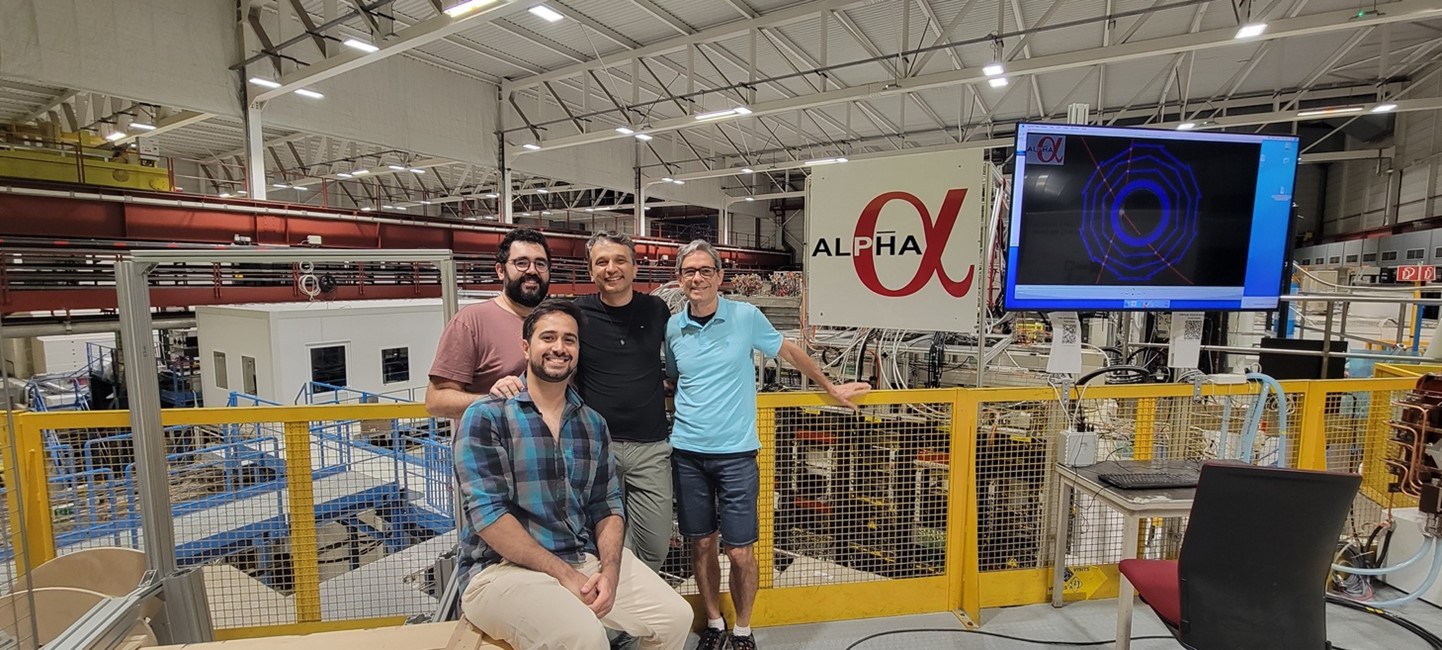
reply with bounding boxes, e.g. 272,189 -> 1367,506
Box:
509,258 -> 550,272
679,266 -> 718,279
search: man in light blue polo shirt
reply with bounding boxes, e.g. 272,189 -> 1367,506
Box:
664,240 -> 869,650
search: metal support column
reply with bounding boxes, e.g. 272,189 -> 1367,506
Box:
499,169 -> 515,224
635,168 -> 647,237
244,100 -> 268,200
116,260 -> 212,641
720,206 -> 731,245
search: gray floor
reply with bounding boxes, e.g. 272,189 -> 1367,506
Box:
686,588 -> 1442,649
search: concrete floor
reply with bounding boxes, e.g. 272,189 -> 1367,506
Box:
689,588 -> 1442,649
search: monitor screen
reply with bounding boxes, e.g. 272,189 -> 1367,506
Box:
1004,122 -> 1298,311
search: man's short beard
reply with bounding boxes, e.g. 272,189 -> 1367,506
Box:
529,356 -> 574,383
505,272 -> 548,308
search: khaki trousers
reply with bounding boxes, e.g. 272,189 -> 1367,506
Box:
612,440 -> 674,571
460,547 -> 692,650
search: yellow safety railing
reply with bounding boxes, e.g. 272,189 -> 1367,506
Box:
0,376 -> 1421,638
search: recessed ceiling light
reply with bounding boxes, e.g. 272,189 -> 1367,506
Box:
1235,23 -> 1267,39
343,38 -> 380,53
444,0 -> 500,18
248,77 -> 281,88
529,5 -> 564,22
294,88 -> 325,99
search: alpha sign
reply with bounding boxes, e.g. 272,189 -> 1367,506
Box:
805,149 -> 986,332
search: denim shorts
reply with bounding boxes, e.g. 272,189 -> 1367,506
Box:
671,449 -> 759,547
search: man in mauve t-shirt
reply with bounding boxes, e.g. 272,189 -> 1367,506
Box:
425,228 -> 552,420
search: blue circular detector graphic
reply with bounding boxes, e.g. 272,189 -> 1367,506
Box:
1080,143 -> 1201,282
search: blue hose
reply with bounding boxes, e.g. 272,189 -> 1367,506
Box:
1240,373 -> 1288,467
1333,536 -> 1437,575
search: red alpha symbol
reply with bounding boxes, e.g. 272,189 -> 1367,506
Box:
852,189 -> 976,298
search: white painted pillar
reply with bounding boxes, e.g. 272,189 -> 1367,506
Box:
244,99 -> 267,200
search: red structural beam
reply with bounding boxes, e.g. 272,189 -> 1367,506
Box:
2,282 -> 661,315
0,189 -> 788,266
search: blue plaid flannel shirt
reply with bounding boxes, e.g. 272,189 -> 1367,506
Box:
453,380 -> 625,587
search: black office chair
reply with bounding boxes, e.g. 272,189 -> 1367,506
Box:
1118,462 -> 1361,650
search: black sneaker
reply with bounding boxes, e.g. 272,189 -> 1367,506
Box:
608,631 -> 637,650
729,634 -> 757,650
697,626 -> 730,650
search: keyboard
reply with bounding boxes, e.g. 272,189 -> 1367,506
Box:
1099,471 -> 1199,490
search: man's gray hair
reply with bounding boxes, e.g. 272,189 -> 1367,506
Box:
585,230 -> 635,262
675,239 -> 722,274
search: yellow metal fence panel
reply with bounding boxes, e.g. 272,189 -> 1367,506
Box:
3,377 -> 1419,633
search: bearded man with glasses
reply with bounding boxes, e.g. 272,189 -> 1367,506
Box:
426,227 -> 554,420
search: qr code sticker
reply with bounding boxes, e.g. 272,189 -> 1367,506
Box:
1059,323 -> 1079,345
1183,319 -> 1203,340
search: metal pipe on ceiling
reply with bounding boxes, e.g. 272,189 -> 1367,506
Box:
2,317 -> 197,338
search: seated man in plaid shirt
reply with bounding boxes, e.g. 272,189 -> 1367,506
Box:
454,299 -> 693,650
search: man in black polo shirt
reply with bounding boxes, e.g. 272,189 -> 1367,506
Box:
572,231 -> 675,572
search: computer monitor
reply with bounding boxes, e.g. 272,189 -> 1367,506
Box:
1004,122 -> 1299,311
1258,337 -> 1348,380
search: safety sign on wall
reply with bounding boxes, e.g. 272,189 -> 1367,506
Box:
804,149 -> 986,333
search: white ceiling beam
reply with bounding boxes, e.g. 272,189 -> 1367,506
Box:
251,0 -> 521,102
113,111 -> 214,146
513,0 -> 1441,156
502,0 -> 874,92
13,89 -> 78,126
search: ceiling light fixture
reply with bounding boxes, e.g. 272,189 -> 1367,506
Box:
351,169 -> 370,175
421,200 -> 433,205
337,172 -> 354,178
388,164 -> 407,170
740,168 -> 755,174
343,38 -> 380,53
528,5 -> 564,22
535,188 -> 550,194
484,193 -> 499,198
988,77 -> 1009,88
660,177 -> 673,183
744,197 -> 755,201
383,205 -> 395,209
219,192 -> 232,198
522,143 -> 542,150
293,88 -> 325,99
615,127 -> 635,135
694,106 -> 752,121
444,0 -> 500,18
409,168 -> 426,174
130,122 -> 156,131
672,179 -> 685,185
803,157 -> 849,166
541,210 -> 553,215
361,206 -> 373,211
1297,106 -> 1364,118
634,133 -> 653,141
104,131 -> 126,142
1235,23 -> 1267,39
272,183 -> 290,189
248,77 -> 281,88
982,63 -> 1005,77
1372,103 -> 1398,113
1176,122 -> 1197,130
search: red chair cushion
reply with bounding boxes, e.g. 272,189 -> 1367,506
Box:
1118,559 -> 1181,627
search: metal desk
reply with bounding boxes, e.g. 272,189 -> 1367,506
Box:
1051,459 -> 1201,650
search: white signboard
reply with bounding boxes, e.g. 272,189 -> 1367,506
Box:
805,149 -> 986,332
